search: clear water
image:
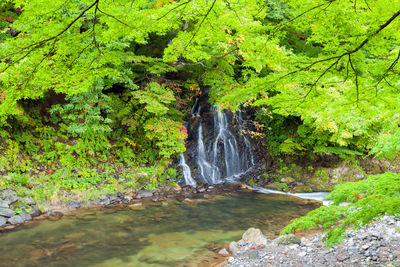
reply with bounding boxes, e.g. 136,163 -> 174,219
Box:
0,192 -> 319,267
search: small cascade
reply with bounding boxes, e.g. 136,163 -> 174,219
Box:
179,93 -> 256,186
179,154 -> 197,187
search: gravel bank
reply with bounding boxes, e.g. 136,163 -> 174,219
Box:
224,216 -> 400,266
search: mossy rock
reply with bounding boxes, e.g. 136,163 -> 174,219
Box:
296,185 -> 313,193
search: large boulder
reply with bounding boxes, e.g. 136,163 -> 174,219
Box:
0,199 -> 10,208
0,189 -> 18,204
8,215 -> 24,225
272,234 -> 301,246
0,207 -> 15,218
241,228 -> 269,246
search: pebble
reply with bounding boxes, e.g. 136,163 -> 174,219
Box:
219,248 -> 230,256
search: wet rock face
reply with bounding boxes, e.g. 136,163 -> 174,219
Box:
0,189 -> 41,227
181,91 -> 258,185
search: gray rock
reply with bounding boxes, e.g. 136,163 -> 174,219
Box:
272,234 -> 301,246
19,210 -> 32,221
247,250 -> 259,259
8,215 -> 24,225
0,216 -> 6,227
242,228 -> 269,246
100,198 -> 111,205
0,189 -> 18,203
66,200 -> 81,209
0,207 -> 15,218
219,248 -> 230,256
229,241 -> 239,255
137,191 -> 153,199
20,196 -> 35,205
197,187 -> 206,193
348,246 -> 359,253
288,244 -> 300,250
298,251 -> 307,257
0,199 -> 10,208
28,205 -> 41,217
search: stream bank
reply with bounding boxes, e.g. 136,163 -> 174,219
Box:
218,216 -> 400,267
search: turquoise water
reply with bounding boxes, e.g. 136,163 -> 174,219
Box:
0,192 -> 319,267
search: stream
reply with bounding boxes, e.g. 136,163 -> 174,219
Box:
0,191 -> 320,267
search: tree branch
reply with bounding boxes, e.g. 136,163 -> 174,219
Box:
183,0 -> 217,50
1,0 -> 99,63
279,8 -> 400,103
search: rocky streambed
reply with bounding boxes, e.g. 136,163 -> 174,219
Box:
220,216 -> 400,267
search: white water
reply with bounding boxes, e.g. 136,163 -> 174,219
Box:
180,102 -> 255,185
179,154 -> 197,187
253,186 -> 331,206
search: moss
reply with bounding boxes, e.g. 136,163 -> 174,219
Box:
296,185 -> 313,193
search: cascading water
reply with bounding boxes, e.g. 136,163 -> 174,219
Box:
179,154 -> 197,187
179,92 -> 256,186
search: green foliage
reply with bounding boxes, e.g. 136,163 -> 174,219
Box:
0,1 -> 399,243
7,173 -> 30,186
282,172 -> 400,246
50,80 -> 113,139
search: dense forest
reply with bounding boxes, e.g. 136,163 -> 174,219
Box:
0,0 -> 400,245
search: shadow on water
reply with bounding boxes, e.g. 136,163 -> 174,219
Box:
0,192 -> 320,267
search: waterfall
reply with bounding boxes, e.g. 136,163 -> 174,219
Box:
179,154 -> 197,187
179,94 -> 256,186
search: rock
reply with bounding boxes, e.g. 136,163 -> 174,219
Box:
29,205 -> 41,217
298,251 -> 307,257
287,244 -> 300,250
240,184 -> 252,190
229,241 -> 239,255
19,210 -> 32,221
129,203 -> 144,209
174,184 -> 182,191
137,191 -> 153,199
66,200 -> 81,209
198,187 -> 206,193
100,198 -> 111,205
0,207 -> 15,218
219,248 -> 230,256
8,215 -> 24,225
0,216 -> 6,227
301,237 -> 313,247
247,250 -> 259,259
348,246 -> 359,253
362,244 -> 370,250
242,228 -> 269,246
272,234 -> 301,246
0,199 -> 10,208
48,211 -> 63,221
0,189 -> 18,203
152,197 -> 160,202
20,196 -> 35,205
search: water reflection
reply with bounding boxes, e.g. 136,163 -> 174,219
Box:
0,192 -> 319,267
